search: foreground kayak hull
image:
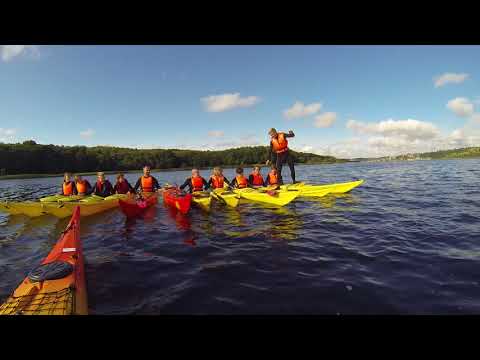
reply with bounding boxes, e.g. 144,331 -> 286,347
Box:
0,206 -> 87,315
163,189 -> 192,214
234,188 -> 300,206
119,193 -> 158,218
281,179 -> 364,196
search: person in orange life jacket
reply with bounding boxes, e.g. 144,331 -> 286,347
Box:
180,168 -> 209,193
249,166 -> 266,188
266,128 -> 296,184
60,172 -> 78,196
91,172 -> 114,197
74,175 -> 92,196
134,166 -> 161,193
265,165 -> 281,187
114,173 -> 134,194
207,167 -> 231,189
231,167 -> 250,189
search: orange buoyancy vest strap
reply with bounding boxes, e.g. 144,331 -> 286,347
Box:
76,180 -> 88,194
191,176 -> 204,191
250,173 -> 264,186
211,175 -> 224,189
236,175 -> 248,188
141,176 -> 154,192
268,171 -> 279,185
63,181 -> 74,195
271,133 -> 288,153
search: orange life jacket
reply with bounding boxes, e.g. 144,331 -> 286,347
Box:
271,132 -> 288,154
191,176 -> 204,192
268,170 -> 279,185
235,175 -> 248,189
250,173 -> 264,186
63,181 -> 74,195
141,176 -> 153,192
211,175 -> 224,189
76,180 -> 88,195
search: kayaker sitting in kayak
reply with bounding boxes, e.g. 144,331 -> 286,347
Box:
60,172 -> 78,196
180,168 -> 209,193
266,127 -> 296,184
208,167 -> 231,190
91,172 -> 114,197
134,166 -> 161,193
114,173 -> 134,194
74,175 -> 92,196
231,167 -> 249,189
265,165 -> 280,187
249,166 -> 265,188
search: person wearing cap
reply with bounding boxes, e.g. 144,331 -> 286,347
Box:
133,165 -> 161,193
91,172 -> 114,197
266,128 -> 296,184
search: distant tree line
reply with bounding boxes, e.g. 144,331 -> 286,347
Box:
0,140 -> 344,175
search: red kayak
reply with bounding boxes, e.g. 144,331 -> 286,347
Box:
162,188 -> 192,214
119,193 -> 158,218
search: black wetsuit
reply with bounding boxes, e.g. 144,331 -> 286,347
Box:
92,180 -> 114,197
133,176 -> 161,193
180,177 -> 209,193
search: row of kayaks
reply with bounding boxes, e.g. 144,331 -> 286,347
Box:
0,180 -> 364,218
161,179 -> 364,214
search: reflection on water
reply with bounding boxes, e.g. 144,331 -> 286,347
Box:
2,161 -> 480,314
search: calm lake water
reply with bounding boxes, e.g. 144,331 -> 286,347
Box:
1,160 -> 479,314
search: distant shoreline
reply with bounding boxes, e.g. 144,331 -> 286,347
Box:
0,162 -> 339,181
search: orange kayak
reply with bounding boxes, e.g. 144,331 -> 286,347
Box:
0,206 -> 88,315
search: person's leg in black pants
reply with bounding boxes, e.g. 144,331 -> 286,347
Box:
287,152 -> 296,183
275,152 -> 287,185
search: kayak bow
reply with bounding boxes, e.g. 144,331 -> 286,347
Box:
0,206 -> 88,315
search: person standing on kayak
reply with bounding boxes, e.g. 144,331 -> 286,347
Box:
266,128 -> 296,184
134,166 -> 161,193
180,168 -> 209,193
91,172 -> 114,197
60,173 -> 78,196
114,173 -> 134,194
74,175 -> 92,196
249,166 -> 265,187
207,167 -> 231,189
265,165 -> 280,186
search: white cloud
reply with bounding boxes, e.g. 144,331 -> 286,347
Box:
0,128 -> 17,143
201,93 -> 260,112
80,129 -> 95,138
446,97 -> 475,118
434,73 -> 469,88
283,101 -> 322,119
0,45 -> 39,62
472,113 -> 480,123
347,118 -> 439,140
208,130 -> 225,138
314,112 -> 337,128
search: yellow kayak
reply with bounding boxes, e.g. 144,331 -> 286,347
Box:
211,189 -> 240,208
192,191 -> 211,211
0,194 -> 129,218
40,195 -> 85,203
281,179 -> 364,196
234,188 -> 300,206
0,201 -> 48,217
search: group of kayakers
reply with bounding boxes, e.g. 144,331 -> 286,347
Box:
60,128 -> 297,196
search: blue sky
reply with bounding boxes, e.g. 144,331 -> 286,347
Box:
0,45 -> 479,158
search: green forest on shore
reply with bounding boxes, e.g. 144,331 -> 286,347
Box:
0,140 -> 345,178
